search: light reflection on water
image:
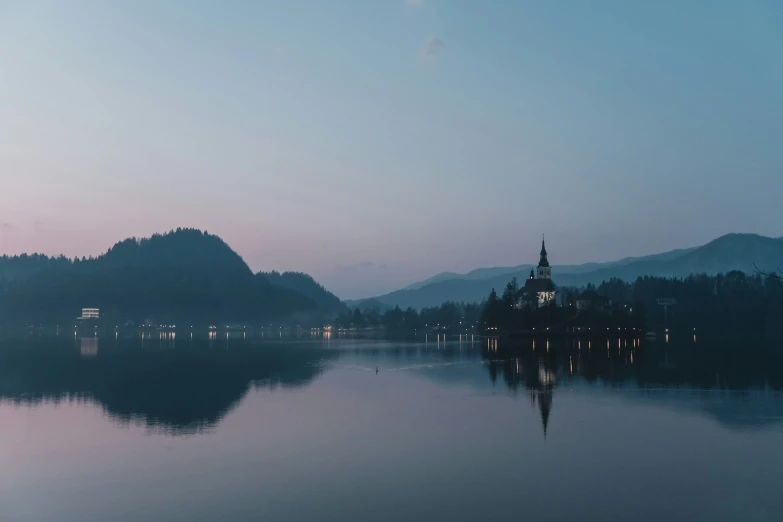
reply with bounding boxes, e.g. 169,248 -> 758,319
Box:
1,335 -> 783,522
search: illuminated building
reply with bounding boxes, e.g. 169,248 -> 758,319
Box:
516,237 -> 559,309
79,308 -> 100,320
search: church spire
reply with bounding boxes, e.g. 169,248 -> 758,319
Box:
536,234 -> 552,280
538,235 -> 549,268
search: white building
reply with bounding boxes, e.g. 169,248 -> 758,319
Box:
516,237 -> 558,309
79,308 -> 100,320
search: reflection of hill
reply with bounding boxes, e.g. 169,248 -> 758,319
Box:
0,338 -> 333,435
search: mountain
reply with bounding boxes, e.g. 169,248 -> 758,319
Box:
260,271 -> 345,314
363,233 -> 783,309
404,246 -> 696,290
550,233 -> 783,286
0,228 -> 339,324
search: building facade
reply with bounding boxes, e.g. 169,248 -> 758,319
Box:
79,308 -> 100,320
516,237 -> 558,309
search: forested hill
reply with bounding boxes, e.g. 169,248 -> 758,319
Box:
259,271 -> 345,314
0,229 -> 339,324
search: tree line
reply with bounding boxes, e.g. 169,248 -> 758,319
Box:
334,301 -> 482,332
477,271 -> 783,336
596,272 -> 783,334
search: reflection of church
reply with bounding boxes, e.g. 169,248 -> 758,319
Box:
516,237 -> 559,309
485,352 -> 557,439
530,363 -> 555,438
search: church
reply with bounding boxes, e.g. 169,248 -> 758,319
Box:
516,237 -> 559,309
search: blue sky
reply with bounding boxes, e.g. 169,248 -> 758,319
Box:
1,0 -> 782,298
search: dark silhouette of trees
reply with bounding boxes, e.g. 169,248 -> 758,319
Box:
481,288 -> 504,329
631,271 -> 782,334
0,229 -> 336,325
478,271 -> 783,339
260,271 -> 345,314
335,301 -> 482,332
502,277 -> 518,305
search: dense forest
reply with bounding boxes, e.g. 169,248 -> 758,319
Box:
259,271 -> 345,314
0,229 -> 339,325
478,271 -> 783,337
331,270 -> 783,337
594,272 -> 783,334
334,301 -> 482,333
479,277 -> 644,334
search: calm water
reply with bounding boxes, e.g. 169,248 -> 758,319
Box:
2,333 -> 783,522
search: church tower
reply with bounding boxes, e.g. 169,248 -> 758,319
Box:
536,236 -> 551,280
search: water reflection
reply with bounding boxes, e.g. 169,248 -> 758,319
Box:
80,336 -> 98,358
0,337 -> 334,435
479,334 -> 783,435
2,334 -> 783,522
2,333 -> 783,438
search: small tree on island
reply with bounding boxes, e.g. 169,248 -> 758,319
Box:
502,277 -> 518,307
481,288 -> 503,330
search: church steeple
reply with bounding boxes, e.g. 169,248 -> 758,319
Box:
536,235 -> 551,279
538,236 -> 549,268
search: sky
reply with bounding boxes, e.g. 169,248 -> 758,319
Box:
1,0 -> 782,299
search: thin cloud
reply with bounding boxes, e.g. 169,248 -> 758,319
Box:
0,222 -> 14,232
420,36 -> 444,60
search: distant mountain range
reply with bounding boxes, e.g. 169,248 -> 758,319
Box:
354,233 -> 783,309
0,228 -> 344,324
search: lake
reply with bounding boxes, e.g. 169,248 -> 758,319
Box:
1,332 -> 783,522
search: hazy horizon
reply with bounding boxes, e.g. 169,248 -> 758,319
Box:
2,0 -> 782,298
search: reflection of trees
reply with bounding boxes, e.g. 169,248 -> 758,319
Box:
0,338 -> 333,435
343,339 -> 485,368
482,334 -> 783,435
